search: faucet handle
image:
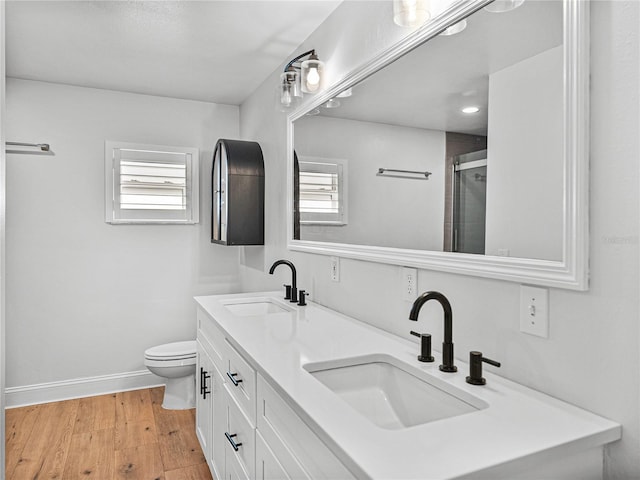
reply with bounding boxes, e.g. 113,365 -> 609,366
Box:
283,284 -> 292,300
298,290 -> 309,306
466,351 -> 501,385
409,331 -> 434,363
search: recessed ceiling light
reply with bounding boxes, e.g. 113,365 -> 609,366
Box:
462,106 -> 480,114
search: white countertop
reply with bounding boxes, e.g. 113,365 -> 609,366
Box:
195,291 -> 621,480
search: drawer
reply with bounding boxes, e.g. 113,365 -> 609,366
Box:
197,307 -> 227,374
225,340 -> 257,426
257,374 -> 355,480
225,387 -> 256,480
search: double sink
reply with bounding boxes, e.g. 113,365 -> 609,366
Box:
221,297 -> 485,430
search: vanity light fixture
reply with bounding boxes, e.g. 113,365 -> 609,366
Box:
484,0 -> 525,13
278,68 -> 301,112
393,0 -> 430,27
278,49 -> 325,111
461,106 -> 480,114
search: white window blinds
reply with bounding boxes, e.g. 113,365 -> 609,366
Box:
119,160 -> 186,210
299,158 -> 347,225
105,141 -> 199,224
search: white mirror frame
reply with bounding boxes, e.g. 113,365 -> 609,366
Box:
287,0 -> 589,290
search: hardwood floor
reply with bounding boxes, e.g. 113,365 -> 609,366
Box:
5,387 -> 213,480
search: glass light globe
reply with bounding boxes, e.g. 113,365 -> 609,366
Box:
301,56 -> 325,94
393,0 -> 430,27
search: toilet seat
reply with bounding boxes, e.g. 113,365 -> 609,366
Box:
144,341 -> 196,362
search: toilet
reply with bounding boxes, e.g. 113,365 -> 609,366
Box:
144,340 -> 197,410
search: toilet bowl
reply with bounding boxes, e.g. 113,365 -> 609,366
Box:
144,340 -> 196,410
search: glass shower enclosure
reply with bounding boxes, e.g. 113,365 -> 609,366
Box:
452,150 -> 487,255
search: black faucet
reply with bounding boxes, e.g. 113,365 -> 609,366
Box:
269,260 -> 298,303
409,291 -> 457,372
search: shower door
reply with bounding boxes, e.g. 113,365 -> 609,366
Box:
452,151 -> 487,255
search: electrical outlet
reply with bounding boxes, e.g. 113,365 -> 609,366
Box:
520,285 -> 549,338
403,267 -> 418,301
330,256 -> 340,282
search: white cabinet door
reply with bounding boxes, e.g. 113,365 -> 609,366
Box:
212,365 -> 226,480
257,374 -> 355,480
256,430 -> 301,480
196,341 -> 214,464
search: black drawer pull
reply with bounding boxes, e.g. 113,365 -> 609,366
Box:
225,432 -> 242,451
227,371 -> 243,387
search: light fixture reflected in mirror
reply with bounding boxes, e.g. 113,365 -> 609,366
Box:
461,106 -> 480,114
278,49 -> 325,111
440,19 -> 467,36
393,0 -> 431,27
484,0 -> 525,13
323,98 -> 341,109
336,87 -> 353,98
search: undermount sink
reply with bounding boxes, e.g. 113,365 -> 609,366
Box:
222,298 -> 294,316
304,354 -> 487,430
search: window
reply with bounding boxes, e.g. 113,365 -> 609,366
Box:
105,141 -> 199,224
298,157 -> 347,225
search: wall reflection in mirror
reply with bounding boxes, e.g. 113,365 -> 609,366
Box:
293,0 -> 563,262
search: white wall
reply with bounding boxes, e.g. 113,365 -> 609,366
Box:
296,115 -> 445,250
485,46 -> 563,261
5,79 -> 241,391
0,1 -> 6,471
239,1 -> 639,479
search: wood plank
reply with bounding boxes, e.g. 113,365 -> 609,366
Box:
62,429 -> 115,479
5,388 -> 210,480
115,443 -> 165,480
75,393 -> 117,433
164,462 -> 213,480
115,420 -> 158,451
4,404 -> 41,478
153,405 -> 204,471
116,389 -> 155,425
149,386 -> 165,407
8,399 -> 79,480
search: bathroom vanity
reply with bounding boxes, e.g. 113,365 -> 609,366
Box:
194,292 -> 620,479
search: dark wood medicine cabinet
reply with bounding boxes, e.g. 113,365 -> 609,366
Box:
211,138 -> 265,246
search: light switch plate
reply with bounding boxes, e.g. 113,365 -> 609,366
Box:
519,285 -> 549,338
330,256 -> 340,282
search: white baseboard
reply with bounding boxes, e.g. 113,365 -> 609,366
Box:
5,370 -> 164,408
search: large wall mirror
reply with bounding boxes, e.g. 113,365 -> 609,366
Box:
287,0 -> 589,290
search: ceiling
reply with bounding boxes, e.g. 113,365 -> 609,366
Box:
5,0 -> 342,105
